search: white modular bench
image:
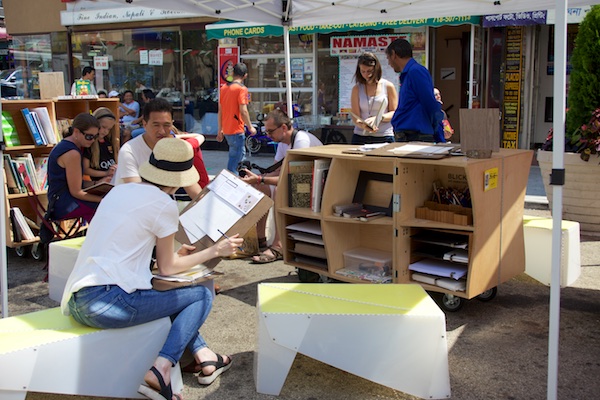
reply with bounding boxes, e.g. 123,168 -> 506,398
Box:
254,283 -> 451,399
0,308 -> 183,400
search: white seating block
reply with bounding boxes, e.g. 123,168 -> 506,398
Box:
0,308 -> 183,400
254,283 -> 451,399
523,216 -> 581,287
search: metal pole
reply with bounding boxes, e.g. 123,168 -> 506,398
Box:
548,0 -> 568,398
283,26 -> 293,119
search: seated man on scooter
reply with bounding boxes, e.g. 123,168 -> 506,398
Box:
240,109 -> 322,263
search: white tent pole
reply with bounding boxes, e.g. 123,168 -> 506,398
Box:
283,25 -> 293,119
1,100 -> 8,318
469,24 -> 475,109
548,0 -> 568,398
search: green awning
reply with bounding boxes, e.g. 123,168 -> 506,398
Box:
206,16 -> 481,40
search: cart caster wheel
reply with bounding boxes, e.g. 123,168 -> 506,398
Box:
31,243 -> 45,261
297,268 -> 320,283
476,287 -> 497,302
14,246 -> 29,258
441,294 -> 464,312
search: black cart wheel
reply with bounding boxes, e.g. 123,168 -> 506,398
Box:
246,136 -> 262,154
326,130 -> 347,144
31,243 -> 45,261
14,245 -> 29,258
441,294 -> 464,312
297,268 -> 320,283
476,287 -> 498,302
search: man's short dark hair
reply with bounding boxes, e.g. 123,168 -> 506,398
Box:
386,38 -> 413,59
233,63 -> 248,77
143,97 -> 172,121
142,89 -> 155,100
82,66 -> 95,77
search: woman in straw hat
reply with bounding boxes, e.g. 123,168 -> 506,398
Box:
60,139 -> 242,400
83,107 -> 118,181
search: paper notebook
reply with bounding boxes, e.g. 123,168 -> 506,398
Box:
351,97 -> 388,131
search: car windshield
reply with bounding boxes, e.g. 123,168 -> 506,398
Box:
0,69 -> 15,80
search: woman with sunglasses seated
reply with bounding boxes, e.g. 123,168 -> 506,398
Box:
47,113 -> 106,224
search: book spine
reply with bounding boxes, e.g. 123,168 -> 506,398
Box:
21,108 -> 44,146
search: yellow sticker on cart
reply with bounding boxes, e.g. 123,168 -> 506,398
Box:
484,168 -> 498,191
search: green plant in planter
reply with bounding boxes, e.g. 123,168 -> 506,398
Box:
543,6 -> 600,162
566,5 -> 600,157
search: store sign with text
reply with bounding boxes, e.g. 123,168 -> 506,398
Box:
330,35 -> 408,56
501,27 -> 523,149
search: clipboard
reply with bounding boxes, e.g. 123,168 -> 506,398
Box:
83,181 -> 114,197
175,170 -> 274,269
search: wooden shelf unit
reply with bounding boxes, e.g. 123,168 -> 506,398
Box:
2,98 -> 120,249
275,145 -> 533,299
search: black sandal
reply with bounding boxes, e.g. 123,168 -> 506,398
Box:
138,366 -> 182,400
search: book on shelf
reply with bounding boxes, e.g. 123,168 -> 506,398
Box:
411,231 -> 468,249
20,108 -> 46,146
55,118 -> 72,141
10,207 -> 36,241
288,172 -> 312,208
288,161 -> 314,208
311,158 -> 331,212
34,156 -> 49,192
443,249 -> 469,264
3,155 -> 21,194
2,111 -> 21,147
32,107 -> 58,145
293,242 -> 327,259
333,202 -> 363,216
83,181 -> 114,197
30,111 -> 49,145
15,154 -> 41,192
9,208 -> 22,242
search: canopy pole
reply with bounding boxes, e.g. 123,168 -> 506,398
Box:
283,26 -> 293,119
548,0 -> 568,399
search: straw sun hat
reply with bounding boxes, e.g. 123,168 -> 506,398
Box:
139,139 -> 199,188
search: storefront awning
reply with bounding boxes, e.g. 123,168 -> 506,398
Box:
206,16 -> 481,40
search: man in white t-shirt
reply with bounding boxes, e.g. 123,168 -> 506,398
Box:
114,98 -> 202,199
240,109 -> 323,263
70,66 -> 98,96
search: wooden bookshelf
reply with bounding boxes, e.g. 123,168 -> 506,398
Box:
275,145 -> 533,310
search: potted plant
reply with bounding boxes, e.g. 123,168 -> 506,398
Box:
537,5 -> 600,235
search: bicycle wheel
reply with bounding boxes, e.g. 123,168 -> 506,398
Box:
246,136 -> 262,154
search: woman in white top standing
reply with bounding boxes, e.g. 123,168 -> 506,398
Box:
350,52 -> 398,145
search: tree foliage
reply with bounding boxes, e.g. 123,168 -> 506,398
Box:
566,5 -> 600,136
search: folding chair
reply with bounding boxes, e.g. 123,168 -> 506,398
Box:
17,164 -> 87,270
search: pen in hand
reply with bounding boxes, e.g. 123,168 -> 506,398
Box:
217,229 -> 244,252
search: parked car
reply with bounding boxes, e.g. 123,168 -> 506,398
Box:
0,68 -> 23,97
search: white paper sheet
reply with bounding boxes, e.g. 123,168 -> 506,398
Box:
286,220 -> 322,235
408,259 -> 468,280
390,144 -> 452,155
207,169 -> 263,214
179,191 -> 241,242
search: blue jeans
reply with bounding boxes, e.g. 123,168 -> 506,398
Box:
68,284 -> 213,366
224,133 -> 246,174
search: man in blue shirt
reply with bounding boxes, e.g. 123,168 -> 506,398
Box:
385,39 -> 443,142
